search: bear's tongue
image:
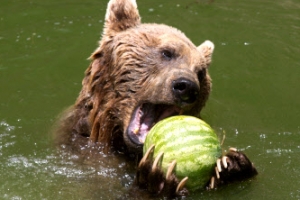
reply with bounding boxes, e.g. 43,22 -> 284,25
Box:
128,103 -> 181,145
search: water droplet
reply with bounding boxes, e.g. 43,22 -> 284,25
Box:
235,129 -> 239,135
260,133 -> 267,139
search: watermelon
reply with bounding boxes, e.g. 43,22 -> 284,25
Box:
143,115 -> 221,191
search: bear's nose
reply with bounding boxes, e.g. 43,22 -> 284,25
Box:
172,78 -> 200,105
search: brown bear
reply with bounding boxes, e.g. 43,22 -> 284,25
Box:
54,0 -> 257,198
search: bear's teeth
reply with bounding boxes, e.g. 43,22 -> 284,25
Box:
133,127 -> 139,135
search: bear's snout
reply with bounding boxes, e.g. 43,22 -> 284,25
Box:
172,78 -> 200,105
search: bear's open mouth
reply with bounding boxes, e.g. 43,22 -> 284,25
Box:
127,103 -> 182,145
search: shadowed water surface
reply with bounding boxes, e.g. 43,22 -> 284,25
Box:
1,0 -> 300,199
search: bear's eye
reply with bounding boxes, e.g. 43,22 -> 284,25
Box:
197,69 -> 206,81
161,49 -> 174,60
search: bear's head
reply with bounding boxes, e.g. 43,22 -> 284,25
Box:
74,0 -> 214,153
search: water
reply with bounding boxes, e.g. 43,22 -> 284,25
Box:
1,0 -> 300,199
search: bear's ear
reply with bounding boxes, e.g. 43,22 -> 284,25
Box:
197,40 -> 215,66
90,0 -> 141,59
104,0 -> 141,36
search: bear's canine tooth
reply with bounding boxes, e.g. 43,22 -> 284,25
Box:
133,127 -> 139,134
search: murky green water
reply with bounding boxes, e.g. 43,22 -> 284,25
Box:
1,0 -> 300,199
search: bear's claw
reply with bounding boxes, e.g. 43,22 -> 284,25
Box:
209,147 -> 258,189
166,160 -> 176,180
176,177 -> 188,195
152,151 -> 164,171
138,144 -> 155,168
135,145 -> 188,198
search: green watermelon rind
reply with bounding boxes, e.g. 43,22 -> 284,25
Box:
143,115 -> 221,191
